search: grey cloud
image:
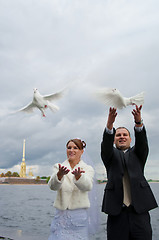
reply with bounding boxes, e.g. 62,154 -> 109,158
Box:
0,0 -> 159,178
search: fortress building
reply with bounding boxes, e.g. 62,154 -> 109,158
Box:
28,167 -> 34,178
19,139 -> 26,178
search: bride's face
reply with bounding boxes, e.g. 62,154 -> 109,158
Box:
67,141 -> 83,162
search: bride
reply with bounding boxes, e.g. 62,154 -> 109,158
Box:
48,138 -> 95,240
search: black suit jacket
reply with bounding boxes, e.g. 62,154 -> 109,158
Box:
101,126 -> 158,216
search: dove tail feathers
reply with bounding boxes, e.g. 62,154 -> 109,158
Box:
129,91 -> 145,106
47,102 -> 59,112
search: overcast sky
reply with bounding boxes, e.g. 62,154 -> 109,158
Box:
0,0 -> 159,179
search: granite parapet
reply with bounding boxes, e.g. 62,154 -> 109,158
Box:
0,177 -> 47,184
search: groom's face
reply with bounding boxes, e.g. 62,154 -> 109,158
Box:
114,128 -> 131,150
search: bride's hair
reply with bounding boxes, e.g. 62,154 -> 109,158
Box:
66,138 -> 86,150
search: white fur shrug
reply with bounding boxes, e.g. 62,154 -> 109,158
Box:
48,159 -> 94,210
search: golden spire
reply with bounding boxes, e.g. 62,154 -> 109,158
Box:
22,139 -> 25,162
20,139 -> 26,178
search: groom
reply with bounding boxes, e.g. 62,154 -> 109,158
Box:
101,105 -> 158,240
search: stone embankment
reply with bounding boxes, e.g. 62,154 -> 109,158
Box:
0,177 -> 47,184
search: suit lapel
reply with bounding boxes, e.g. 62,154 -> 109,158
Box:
124,148 -> 131,167
119,149 -> 130,173
119,150 -> 125,170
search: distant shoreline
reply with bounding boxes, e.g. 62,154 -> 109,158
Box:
0,177 -> 159,185
0,177 -> 47,185
0,237 -> 13,240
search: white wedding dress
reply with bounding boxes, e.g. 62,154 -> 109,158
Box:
48,208 -> 89,240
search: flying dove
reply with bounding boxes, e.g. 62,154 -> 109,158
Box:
17,88 -> 64,117
95,88 -> 145,109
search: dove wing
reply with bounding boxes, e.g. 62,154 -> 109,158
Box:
95,89 -> 126,109
125,91 -> 145,106
18,102 -> 36,113
43,91 -> 64,101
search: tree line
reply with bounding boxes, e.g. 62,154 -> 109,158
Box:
0,171 -> 20,177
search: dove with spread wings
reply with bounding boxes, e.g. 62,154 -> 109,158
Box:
95,88 -> 145,109
17,88 -> 64,117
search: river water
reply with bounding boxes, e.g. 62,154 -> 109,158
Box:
0,183 -> 158,240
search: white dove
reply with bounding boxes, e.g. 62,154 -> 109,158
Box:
95,88 -> 145,109
17,88 -> 64,117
